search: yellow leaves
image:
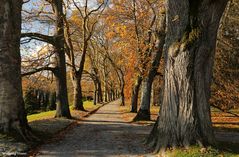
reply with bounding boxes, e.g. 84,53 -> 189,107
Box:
97,0 -> 105,4
106,31 -> 116,39
70,13 -> 83,27
105,22 -> 129,39
115,25 -> 127,38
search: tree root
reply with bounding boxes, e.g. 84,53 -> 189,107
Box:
133,109 -> 150,121
15,124 -> 40,143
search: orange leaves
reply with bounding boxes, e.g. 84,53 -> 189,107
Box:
106,31 -> 116,39
101,0 -> 163,101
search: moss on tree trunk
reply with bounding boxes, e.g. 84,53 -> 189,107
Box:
148,0 -> 228,152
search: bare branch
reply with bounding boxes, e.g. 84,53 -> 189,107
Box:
21,33 -> 55,45
21,66 -> 56,77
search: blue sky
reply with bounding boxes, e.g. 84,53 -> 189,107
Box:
21,0 -> 108,56
21,0 -> 54,56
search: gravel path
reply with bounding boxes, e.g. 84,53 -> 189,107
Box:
35,100 -> 153,157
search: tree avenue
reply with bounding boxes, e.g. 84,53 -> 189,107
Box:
147,0 -> 229,152
1,0 -> 238,155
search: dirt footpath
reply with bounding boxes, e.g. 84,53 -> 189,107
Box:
35,100 -> 153,157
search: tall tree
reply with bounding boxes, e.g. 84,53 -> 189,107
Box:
133,3 -> 166,121
148,0 -> 228,152
0,0 -> 34,140
64,0 -> 107,110
88,40 -> 103,104
52,0 -> 71,118
21,0 -> 71,118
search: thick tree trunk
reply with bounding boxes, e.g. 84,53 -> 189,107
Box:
133,78 -> 154,121
130,76 -> 142,113
117,69 -> 125,106
54,70 -> 71,118
93,86 -> 97,105
93,78 -> 102,105
148,0 -> 228,152
71,73 -> 85,110
94,77 -> 103,103
112,90 -> 115,100
150,84 -> 154,106
52,0 -> 71,118
72,44 -> 87,110
152,76 -> 162,106
104,89 -> 108,102
0,0 -> 34,140
108,90 -> 112,102
97,81 -> 103,103
120,86 -> 125,106
103,82 -> 108,102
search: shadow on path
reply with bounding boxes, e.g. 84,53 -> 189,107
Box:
36,100 -> 153,157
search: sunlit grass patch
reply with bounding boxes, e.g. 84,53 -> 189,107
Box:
27,110 -> 56,122
165,146 -> 238,157
69,100 -> 100,110
27,101 -> 101,122
27,101 -> 102,146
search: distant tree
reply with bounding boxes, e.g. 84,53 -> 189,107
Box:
148,0 -> 228,152
24,88 -> 38,114
48,92 -> 56,110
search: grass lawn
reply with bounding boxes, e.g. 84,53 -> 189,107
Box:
28,101 -> 101,139
27,101 -> 100,122
164,146 -> 239,157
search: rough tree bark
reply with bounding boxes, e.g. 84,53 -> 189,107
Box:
0,0 -> 35,140
130,76 -> 142,113
134,11 -> 166,121
148,0 -> 228,152
71,73 -> 85,110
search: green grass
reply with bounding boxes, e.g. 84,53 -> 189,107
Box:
165,146 -> 239,157
69,100 -> 98,110
27,101 -> 100,122
27,110 -> 56,122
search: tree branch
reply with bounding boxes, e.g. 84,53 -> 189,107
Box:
21,67 -> 56,77
21,33 -> 55,45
